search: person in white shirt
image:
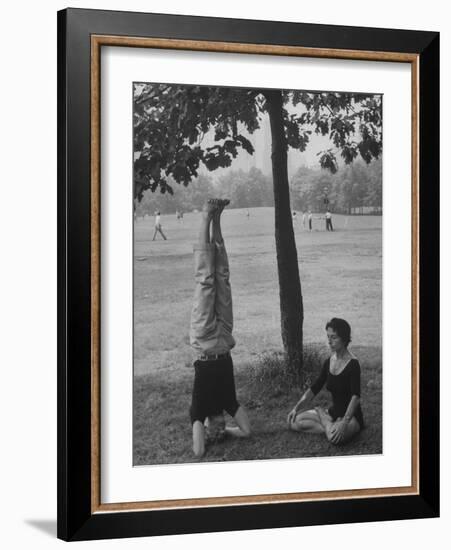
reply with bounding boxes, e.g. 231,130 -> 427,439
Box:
325,210 -> 334,231
152,211 -> 167,240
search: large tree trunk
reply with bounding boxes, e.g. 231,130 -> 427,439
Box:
265,90 -> 304,372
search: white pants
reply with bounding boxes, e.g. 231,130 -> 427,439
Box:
189,243 -> 235,355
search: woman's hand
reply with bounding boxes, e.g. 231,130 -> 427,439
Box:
330,418 -> 348,444
287,390 -> 313,427
287,407 -> 298,426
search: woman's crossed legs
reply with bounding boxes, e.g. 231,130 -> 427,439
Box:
290,407 -> 360,445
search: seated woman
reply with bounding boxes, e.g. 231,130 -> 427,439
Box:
287,318 -> 364,445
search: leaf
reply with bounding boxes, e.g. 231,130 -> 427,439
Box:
318,151 -> 338,174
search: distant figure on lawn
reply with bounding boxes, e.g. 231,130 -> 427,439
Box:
152,211 -> 167,241
176,210 -> 184,222
287,318 -> 364,445
325,210 -> 334,231
189,199 -> 251,458
308,210 -> 313,231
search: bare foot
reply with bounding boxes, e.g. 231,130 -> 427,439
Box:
202,199 -> 220,218
315,406 -> 332,429
213,198 -> 230,217
211,199 -> 229,245
204,198 -> 229,219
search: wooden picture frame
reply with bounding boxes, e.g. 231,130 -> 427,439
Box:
57,8 -> 439,541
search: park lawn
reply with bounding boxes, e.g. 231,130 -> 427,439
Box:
133,344 -> 382,465
133,207 -> 382,465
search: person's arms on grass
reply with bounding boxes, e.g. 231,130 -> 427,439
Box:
329,395 -> 360,444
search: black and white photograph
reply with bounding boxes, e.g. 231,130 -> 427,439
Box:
0,0 -> 445,546
132,82 -> 383,465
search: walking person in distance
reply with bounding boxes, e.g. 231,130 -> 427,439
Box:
152,211 -> 167,241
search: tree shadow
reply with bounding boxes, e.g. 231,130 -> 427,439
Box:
25,519 -> 57,538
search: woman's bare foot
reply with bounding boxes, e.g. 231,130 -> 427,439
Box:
315,406 -> 332,429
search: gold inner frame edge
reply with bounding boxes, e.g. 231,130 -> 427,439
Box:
90,35 -> 420,514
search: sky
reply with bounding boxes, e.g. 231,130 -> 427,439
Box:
199,111 -> 338,180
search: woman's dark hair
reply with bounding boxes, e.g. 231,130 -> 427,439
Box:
325,318 -> 352,346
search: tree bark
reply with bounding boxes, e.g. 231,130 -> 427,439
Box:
265,90 -> 304,371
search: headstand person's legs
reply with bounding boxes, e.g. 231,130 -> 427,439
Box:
198,203 -> 214,245
190,201 -> 219,457
212,200 -> 234,340
212,201 -> 251,438
189,202 -> 219,352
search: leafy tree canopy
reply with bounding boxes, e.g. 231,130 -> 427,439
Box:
133,83 -> 382,201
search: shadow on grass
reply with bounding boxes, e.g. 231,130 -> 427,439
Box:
133,344 -> 382,466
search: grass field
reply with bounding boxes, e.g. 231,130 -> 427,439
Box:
133,207 -> 382,465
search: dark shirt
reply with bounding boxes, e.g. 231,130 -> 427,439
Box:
311,357 -> 364,428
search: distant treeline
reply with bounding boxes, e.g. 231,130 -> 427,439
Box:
135,159 -> 382,216
291,158 -> 382,215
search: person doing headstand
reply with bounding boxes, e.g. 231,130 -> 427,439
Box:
189,199 -> 251,458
